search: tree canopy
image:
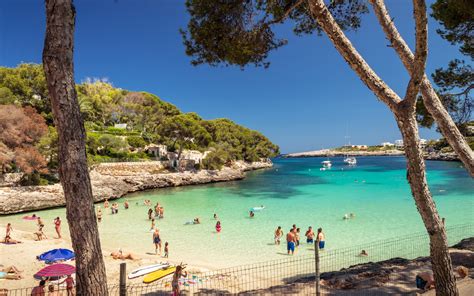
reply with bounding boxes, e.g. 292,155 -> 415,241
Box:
0,63 -> 279,178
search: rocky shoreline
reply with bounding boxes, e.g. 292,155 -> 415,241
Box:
0,160 -> 272,215
283,149 -> 461,162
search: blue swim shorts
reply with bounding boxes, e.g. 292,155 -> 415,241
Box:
287,241 -> 295,252
318,241 -> 325,249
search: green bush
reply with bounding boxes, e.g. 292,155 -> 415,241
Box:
127,136 -> 147,148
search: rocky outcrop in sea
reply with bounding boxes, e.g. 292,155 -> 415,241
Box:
0,160 -> 272,214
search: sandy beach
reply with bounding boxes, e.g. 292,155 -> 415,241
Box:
0,226 -> 208,291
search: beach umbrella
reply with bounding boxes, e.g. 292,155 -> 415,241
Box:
34,264 -> 75,279
38,248 -> 75,263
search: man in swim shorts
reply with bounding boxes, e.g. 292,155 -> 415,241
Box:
286,229 -> 296,255
305,226 -> 315,244
317,228 -> 325,250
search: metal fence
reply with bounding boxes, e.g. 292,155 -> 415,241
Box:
4,224 -> 473,296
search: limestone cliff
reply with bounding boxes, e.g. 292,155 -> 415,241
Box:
0,160 -> 272,214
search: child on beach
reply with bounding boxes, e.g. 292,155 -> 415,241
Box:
164,242 -> 169,258
215,221 -> 221,233
172,265 -> 187,296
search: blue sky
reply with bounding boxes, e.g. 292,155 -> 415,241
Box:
0,0 -> 463,153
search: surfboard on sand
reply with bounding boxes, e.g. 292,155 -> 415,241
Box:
128,263 -> 169,279
143,266 -> 176,283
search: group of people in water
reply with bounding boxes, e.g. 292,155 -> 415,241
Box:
274,225 -> 325,255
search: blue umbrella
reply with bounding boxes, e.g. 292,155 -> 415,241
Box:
38,248 -> 75,264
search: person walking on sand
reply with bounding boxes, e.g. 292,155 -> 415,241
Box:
53,217 -> 61,239
274,226 -> 283,245
305,226 -> 315,244
153,228 -> 162,255
317,228 -> 325,250
215,221 -> 222,233
286,229 -> 296,255
172,265 -> 187,296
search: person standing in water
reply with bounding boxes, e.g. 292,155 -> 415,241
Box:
5,223 -> 12,241
215,221 -> 222,233
150,219 -> 155,231
274,226 -> 283,245
153,228 -> 161,255
286,229 -> 296,255
317,228 -> 325,250
124,200 -> 129,209
53,217 -> 61,239
148,208 -> 153,220
295,228 -> 301,246
305,226 -> 315,244
213,213 -> 218,220
104,198 -> 109,208
97,207 -> 103,222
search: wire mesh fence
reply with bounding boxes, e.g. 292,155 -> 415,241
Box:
4,223 -> 473,295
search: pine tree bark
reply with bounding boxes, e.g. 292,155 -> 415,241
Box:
307,0 -> 459,294
42,0 -> 108,295
394,102 -> 458,296
370,0 -> 474,177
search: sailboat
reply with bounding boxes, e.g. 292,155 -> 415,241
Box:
343,134 -> 357,166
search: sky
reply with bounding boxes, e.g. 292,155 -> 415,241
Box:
0,0 -> 465,153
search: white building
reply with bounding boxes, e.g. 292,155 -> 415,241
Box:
420,139 -> 427,148
381,142 -> 395,147
395,140 -> 404,148
114,123 -> 127,129
145,144 -> 168,158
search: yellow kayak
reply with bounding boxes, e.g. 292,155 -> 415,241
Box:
143,266 -> 176,283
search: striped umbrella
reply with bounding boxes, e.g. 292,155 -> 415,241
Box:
35,264 -> 75,278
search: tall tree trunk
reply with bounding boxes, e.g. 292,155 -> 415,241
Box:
42,0 -> 108,295
370,0 -> 474,176
308,0 -> 458,294
394,102 -> 458,296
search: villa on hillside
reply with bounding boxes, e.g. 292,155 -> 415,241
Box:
167,149 -> 210,170
346,144 -> 368,150
381,142 -> 395,147
145,144 -> 168,159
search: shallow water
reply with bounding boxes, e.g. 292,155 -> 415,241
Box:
2,157 -> 473,268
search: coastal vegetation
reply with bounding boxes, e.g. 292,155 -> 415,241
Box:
180,0 -> 473,294
0,64 -> 279,181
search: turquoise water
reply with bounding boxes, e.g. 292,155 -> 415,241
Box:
1,157 -> 473,268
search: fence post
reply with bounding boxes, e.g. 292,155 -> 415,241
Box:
120,262 -> 127,296
315,239 -> 321,296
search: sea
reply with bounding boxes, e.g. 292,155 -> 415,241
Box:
1,156 -> 473,268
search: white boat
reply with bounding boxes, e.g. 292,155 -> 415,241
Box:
321,160 -> 332,169
344,157 -> 357,165
128,263 -> 170,279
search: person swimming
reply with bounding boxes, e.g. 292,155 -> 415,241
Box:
193,218 -> 200,224
359,250 -> 368,256
249,211 -> 255,218
213,213 -> 218,220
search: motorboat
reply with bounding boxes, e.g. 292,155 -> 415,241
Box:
344,157 -> 357,165
321,160 -> 332,169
